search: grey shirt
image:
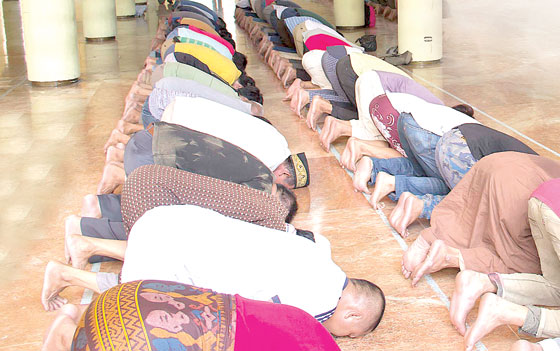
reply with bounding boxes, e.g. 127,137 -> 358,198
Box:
148,77 -> 251,120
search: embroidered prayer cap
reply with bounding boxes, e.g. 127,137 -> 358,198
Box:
291,152 -> 310,188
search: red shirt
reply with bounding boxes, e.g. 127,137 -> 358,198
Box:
531,178 -> 560,217
234,295 -> 341,351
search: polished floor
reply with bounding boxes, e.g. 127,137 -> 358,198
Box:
1,0 -> 559,350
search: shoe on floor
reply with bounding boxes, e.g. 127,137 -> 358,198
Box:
383,51 -> 412,65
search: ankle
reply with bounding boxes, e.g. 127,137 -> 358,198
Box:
444,246 -> 461,269
59,265 -> 74,284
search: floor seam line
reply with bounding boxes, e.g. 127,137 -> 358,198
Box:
0,77 -> 26,101
80,262 -> 101,305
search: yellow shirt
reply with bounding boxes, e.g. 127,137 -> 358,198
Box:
174,43 -> 241,86
349,52 -> 411,78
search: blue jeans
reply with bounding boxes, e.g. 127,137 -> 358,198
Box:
398,113 -> 443,178
415,128 -> 477,219
141,100 -> 157,128
368,157 -> 449,201
368,113 -> 449,215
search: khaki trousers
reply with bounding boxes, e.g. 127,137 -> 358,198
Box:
501,197 -> 560,338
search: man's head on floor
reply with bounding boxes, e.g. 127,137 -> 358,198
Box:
274,153 -> 310,189
323,278 -> 386,338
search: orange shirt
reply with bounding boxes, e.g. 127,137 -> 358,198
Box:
179,18 -> 218,36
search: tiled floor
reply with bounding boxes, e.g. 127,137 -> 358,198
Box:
0,0 -> 558,350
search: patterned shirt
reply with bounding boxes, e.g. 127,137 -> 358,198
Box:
121,164 -> 287,235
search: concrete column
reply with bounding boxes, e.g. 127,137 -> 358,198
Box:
115,0 -> 135,18
20,0 -> 80,85
333,0 -> 364,28
398,0 -> 443,62
83,0 -> 117,41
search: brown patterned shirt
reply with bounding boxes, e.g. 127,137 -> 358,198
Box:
121,164 -> 288,236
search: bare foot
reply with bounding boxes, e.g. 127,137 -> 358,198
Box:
136,69 -> 149,84
123,100 -> 142,117
464,294 -> 527,351
290,89 -> 309,117
510,340 -> 543,351
284,78 -> 302,101
127,82 -> 141,95
273,56 -> 282,74
340,137 -> 363,171
117,119 -> 143,135
282,67 -> 296,88
150,38 -> 164,51
144,56 -> 156,67
404,239 -> 461,287
126,83 -> 151,98
41,261 -> 71,311
402,234 -> 431,280
103,129 -> 131,153
122,107 -> 141,123
267,50 -> 278,67
263,44 -> 274,62
105,145 -> 124,164
125,93 -> 148,106
258,38 -> 271,55
66,234 -> 95,269
251,29 -> 265,44
319,116 -> 351,151
275,59 -> 287,78
144,60 -> 155,72
64,215 -> 82,264
41,304 -> 80,351
450,270 -> 497,335
369,172 -> 395,209
307,96 -> 332,130
249,21 -> 261,38
353,157 -> 373,194
275,59 -> 289,79
96,162 -> 125,194
389,192 -> 423,238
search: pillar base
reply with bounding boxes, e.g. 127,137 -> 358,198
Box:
117,15 -> 135,19
31,78 -> 79,87
86,36 -> 116,42
409,59 -> 442,65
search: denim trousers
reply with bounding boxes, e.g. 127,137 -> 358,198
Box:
368,113 -> 449,218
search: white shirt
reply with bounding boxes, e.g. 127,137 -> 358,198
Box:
162,96 -> 291,170
352,77 -> 480,140
386,92 -> 480,136
352,71 -> 386,141
121,205 -> 347,320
